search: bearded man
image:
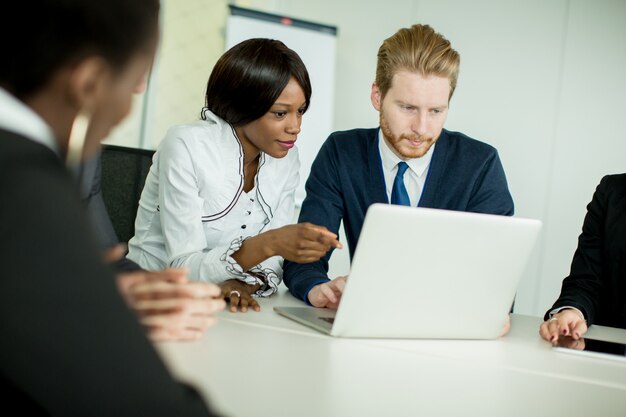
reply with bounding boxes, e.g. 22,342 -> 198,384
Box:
283,23 -> 514,308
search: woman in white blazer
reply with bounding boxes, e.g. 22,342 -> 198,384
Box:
128,39 -> 341,311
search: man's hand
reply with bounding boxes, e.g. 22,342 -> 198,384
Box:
307,276 -> 347,309
500,314 -> 511,337
117,268 -> 225,341
539,308 -> 588,344
220,279 -> 261,313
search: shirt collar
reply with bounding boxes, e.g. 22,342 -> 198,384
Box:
378,129 -> 435,177
0,87 -> 58,154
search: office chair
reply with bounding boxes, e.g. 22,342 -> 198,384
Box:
100,144 -> 155,243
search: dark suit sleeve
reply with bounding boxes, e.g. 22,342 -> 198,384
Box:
81,153 -> 143,272
283,138 -> 344,302
81,153 -> 121,249
544,176 -> 609,325
466,149 -> 514,216
0,164 -> 217,415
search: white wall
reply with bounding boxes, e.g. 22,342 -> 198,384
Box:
104,0 -> 228,148
537,0 -> 626,314
108,0 -> 626,317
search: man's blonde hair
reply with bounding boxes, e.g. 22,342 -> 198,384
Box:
375,24 -> 460,99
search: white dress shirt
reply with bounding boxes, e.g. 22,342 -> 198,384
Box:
378,129 -> 434,206
127,110 -> 300,296
548,306 -> 586,322
0,87 -> 57,153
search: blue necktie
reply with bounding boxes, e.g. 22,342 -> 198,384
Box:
391,161 -> 411,206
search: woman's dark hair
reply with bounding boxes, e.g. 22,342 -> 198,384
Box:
203,38 -> 312,126
0,0 -> 159,99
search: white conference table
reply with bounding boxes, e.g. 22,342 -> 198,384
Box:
155,289 -> 626,417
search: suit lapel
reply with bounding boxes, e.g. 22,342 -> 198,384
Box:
368,129 -> 389,204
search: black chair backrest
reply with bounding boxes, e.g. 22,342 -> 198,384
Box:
101,144 -> 155,243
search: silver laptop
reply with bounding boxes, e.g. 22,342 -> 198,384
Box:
274,204 -> 542,339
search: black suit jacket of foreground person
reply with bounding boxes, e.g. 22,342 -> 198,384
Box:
546,174 -> 626,329
0,129 -> 219,416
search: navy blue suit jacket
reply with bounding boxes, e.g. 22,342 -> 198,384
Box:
283,128 -> 515,301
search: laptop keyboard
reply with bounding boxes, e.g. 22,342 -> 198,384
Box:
318,317 -> 335,324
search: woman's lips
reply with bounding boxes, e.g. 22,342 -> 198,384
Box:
277,140 -> 296,149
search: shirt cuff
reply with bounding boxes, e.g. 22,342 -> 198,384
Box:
220,237 -> 280,297
549,306 -> 586,321
248,266 -> 281,297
